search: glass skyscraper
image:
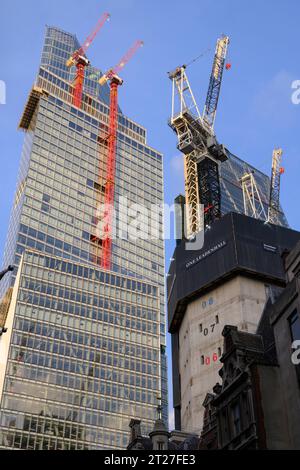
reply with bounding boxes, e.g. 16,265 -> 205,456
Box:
0,26 -> 167,449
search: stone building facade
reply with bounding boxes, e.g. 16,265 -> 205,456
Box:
168,212 -> 300,433
201,239 -> 300,449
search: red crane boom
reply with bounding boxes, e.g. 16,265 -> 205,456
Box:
99,40 -> 143,86
66,12 -> 110,108
78,13 -> 110,57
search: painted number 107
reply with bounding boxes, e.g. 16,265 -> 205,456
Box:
202,323 -> 216,337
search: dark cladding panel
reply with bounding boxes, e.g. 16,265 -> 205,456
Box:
168,214 -> 237,333
233,213 -> 300,281
168,213 -> 300,334
172,333 -> 181,405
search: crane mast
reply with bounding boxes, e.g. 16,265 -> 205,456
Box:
94,41 -> 143,270
268,148 -> 284,225
169,66 -> 204,236
100,76 -> 122,270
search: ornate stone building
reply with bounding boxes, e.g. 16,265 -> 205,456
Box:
127,403 -> 200,450
202,239 -> 300,450
168,212 -> 300,433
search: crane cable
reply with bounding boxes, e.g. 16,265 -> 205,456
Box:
185,48 -> 211,69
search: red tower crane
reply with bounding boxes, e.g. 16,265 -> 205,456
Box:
66,12 -> 110,108
98,41 -> 143,270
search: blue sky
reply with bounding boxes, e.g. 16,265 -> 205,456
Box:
1,0 -> 300,428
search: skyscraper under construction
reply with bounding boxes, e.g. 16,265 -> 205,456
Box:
168,36 -> 297,434
0,25 -> 167,450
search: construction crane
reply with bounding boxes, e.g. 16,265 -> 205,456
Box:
66,12 -> 110,108
199,35 -> 230,228
98,41 -> 144,86
169,35 -> 230,236
241,149 -> 284,226
203,36 -> 230,130
97,41 -> 144,270
169,65 -> 204,236
267,148 -> 284,225
241,171 -> 268,221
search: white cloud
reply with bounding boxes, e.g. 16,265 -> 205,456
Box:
252,70 -> 296,126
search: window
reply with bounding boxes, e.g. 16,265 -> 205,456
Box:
289,310 -> 300,384
157,442 -> 165,450
231,401 -> 241,437
290,310 -> 300,341
42,194 -> 51,203
265,284 -> 275,302
221,409 -> 229,446
242,393 -> 250,428
41,203 -> 50,213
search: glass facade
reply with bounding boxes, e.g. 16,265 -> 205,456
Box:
220,151 -> 288,227
41,26 -> 111,105
0,26 -> 167,449
0,252 -> 160,450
